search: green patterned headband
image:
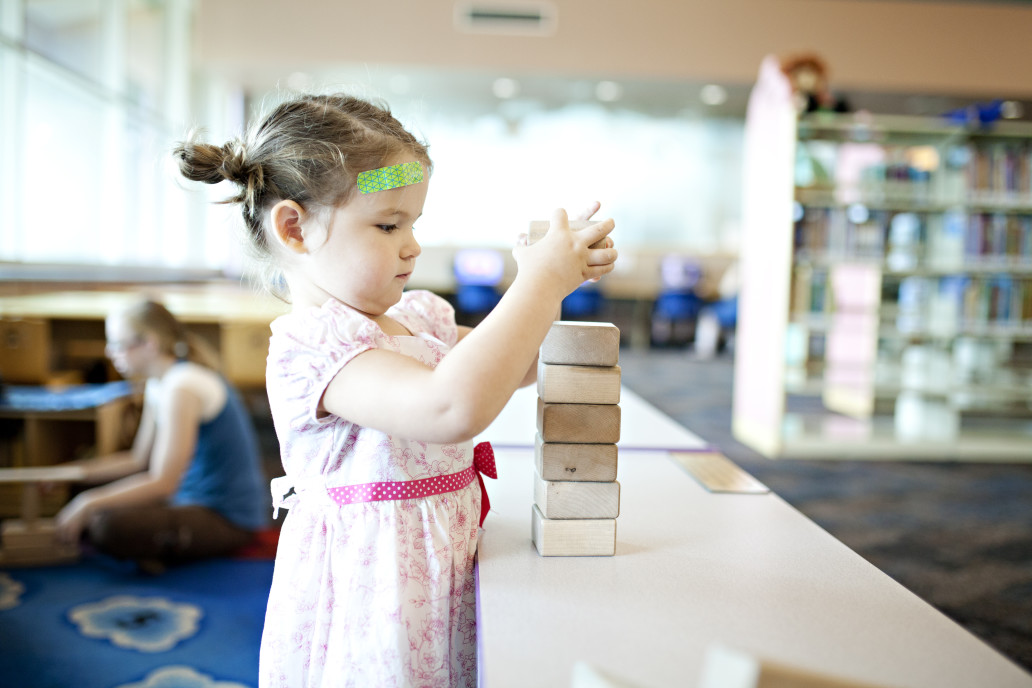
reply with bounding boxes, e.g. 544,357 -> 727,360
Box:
356,161 -> 425,194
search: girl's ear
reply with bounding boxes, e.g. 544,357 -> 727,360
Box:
143,331 -> 162,352
270,200 -> 308,254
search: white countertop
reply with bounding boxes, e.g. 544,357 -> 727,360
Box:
475,448 -> 1032,687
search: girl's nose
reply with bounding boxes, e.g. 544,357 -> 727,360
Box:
403,232 -> 421,258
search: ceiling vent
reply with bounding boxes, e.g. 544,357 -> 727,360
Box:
454,3 -> 557,36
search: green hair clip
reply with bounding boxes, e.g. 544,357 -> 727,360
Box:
356,161 -> 424,194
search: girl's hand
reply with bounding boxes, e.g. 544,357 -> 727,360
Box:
512,207 -> 617,299
574,201 -> 614,280
54,495 -> 90,546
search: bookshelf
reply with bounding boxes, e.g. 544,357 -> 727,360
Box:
732,56 -> 1032,460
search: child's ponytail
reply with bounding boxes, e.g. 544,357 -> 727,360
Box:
174,137 -> 266,231
174,93 -> 431,300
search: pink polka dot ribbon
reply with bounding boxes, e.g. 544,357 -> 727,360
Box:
326,442 -> 497,527
473,441 -> 496,527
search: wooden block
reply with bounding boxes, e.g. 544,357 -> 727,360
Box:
531,504 -> 616,557
535,434 -> 617,482
537,361 -> 620,404
2,518 -> 60,549
540,321 -> 620,367
534,471 -> 620,519
669,452 -> 769,494
537,398 -> 620,444
699,644 -> 887,688
0,518 -> 79,567
0,543 -> 79,567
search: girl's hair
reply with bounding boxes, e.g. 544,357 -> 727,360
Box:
118,299 -> 221,371
173,94 -> 432,297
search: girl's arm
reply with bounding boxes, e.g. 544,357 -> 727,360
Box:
455,325 -> 536,388
322,210 -> 616,444
55,384 -> 202,543
449,202 -> 602,389
62,403 -> 157,485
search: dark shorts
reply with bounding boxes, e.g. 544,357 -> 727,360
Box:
87,504 -> 253,565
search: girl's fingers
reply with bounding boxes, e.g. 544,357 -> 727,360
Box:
587,247 -> 618,266
573,201 -> 601,222
584,262 -> 616,281
565,218 -> 614,251
550,207 -> 571,231
582,218 -> 614,245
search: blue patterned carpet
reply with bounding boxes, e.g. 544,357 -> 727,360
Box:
0,557 -> 273,688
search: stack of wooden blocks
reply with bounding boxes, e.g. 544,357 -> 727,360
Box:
0,466 -> 83,566
531,321 -> 621,556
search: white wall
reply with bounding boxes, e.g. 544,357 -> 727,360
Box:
195,0 -> 1032,98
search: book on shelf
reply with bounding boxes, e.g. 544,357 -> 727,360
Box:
964,213 -> 1032,266
967,141 -> 1032,200
894,274 -> 1032,334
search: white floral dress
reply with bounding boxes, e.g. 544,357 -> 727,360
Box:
259,291 -> 481,688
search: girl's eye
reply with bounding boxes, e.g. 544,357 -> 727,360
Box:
377,224 -> 398,233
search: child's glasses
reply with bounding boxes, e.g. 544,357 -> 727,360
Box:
104,337 -> 145,355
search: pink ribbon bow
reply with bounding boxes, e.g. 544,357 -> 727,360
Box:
474,441 -> 497,527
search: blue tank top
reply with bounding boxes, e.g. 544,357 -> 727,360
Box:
172,380 -> 268,531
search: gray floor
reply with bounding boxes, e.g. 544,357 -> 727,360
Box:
618,347 -> 1032,674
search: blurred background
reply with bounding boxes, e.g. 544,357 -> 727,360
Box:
2,0 -> 1029,276
3,0 -> 1032,676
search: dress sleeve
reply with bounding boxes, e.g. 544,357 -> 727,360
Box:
399,290 -> 459,347
266,301 -> 382,426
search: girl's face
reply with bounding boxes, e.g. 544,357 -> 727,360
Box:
104,316 -> 155,378
304,158 -> 428,318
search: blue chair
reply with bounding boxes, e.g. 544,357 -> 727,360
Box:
709,296 -> 738,330
561,282 -> 605,319
453,249 -> 504,325
651,255 -> 704,347
455,284 -> 502,315
695,296 -> 738,358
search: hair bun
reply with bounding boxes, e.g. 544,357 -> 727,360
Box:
174,136 -> 237,187
220,140 -> 259,186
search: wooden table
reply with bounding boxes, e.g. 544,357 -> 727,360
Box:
0,382 -> 138,465
0,285 -> 289,387
0,381 -> 138,518
474,389 -> 1032,688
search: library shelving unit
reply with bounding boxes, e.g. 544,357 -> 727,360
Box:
732,56 -> 1032,460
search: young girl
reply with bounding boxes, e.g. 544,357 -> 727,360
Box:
175,93 -> 617,687
54,299 -> 268,570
